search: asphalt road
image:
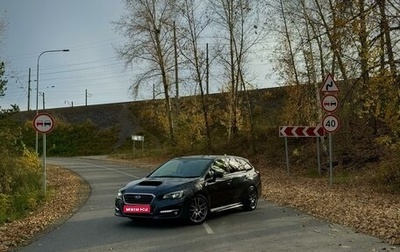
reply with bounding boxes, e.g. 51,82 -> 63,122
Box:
17,157 -> 397,252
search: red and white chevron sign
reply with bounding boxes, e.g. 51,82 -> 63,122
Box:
279,126 -> 325,137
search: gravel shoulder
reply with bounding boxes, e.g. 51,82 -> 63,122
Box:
1,157 -> 398,251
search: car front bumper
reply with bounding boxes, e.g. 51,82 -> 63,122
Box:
115,196 -> 190,220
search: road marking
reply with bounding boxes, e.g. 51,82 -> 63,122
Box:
202,222 -> 214,234
77,161 -> 141,179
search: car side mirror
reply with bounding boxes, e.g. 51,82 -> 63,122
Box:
213,170 -> 224,179
206,170 -> 215,181
206,169 -> 224,182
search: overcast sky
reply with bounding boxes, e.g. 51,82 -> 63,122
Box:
0,0 -> 276,111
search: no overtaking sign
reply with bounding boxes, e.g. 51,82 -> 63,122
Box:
33,113 -> 55,134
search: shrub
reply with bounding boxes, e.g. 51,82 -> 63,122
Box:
376,157 -> 400,193
0,193 -> 10,223
0,129 -> 42,224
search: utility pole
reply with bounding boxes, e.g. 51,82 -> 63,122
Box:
85,89 -> 92,106
173,21 -> 179,102
39,92 -> 45,110
206,43 -> 209,95
28,68 -> 31,110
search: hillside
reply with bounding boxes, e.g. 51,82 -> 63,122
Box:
14,101 -> 141,149
13,87 -> 285,151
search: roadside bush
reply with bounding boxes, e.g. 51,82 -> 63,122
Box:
0,193 -> 10,223
0,149 -> 42,224
0,114 -> 43,224
376,154 -> 400,193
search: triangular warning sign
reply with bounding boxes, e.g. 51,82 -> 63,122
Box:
320,74 -> 339,92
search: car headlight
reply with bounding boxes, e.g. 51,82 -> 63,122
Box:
116,190 -> 123,200
163,190 -> 184,199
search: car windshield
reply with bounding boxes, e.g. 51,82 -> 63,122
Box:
149,158 -> 212,178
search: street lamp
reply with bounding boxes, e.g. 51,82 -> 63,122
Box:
35,49 -> 69,153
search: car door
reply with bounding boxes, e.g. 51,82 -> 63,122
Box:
204,158 -> 233,208
225,157 -> 248,204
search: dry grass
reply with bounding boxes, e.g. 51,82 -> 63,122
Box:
260,165 -> 400,245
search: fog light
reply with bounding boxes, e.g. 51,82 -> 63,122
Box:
160,209 -> 179,214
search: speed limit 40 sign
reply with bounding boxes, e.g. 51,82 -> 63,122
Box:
322,114 -> 339,133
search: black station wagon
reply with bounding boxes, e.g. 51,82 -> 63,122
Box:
115,155 -> 262,224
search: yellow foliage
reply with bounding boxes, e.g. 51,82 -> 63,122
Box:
355,75 -> 400,135
0,149 -> 41,194
0,193 -> 10,218
281,85 -> 320,125
0,146 -> 42,224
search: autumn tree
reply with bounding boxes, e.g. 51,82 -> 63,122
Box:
209,0 -> 269,144
267,0 -> 323,127
269,0 -> 399,126
176,0 -> 213,149
114,0 -> 178,144
368,0 -> 400,134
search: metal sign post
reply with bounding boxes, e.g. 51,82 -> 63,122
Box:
43,133 -> 47,194
32,113 -> 55,195
279,126 -> 325,175
317,137 -> 321,175
328,133 -> 333,186
131,135 -> 144,157
284,137 -> 289,175
320,73 -> 340,187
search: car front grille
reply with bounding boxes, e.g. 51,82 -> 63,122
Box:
124,193 -> 154,204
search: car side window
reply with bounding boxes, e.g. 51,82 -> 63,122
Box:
211,158 -> 230,174
229,158 -> 253,172
240,159 -> 254,171
228,158 -> 242,172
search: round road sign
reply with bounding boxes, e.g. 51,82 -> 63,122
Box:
322,114 -> 339,133
33,113 -> 55,134
321,95 -> 339,113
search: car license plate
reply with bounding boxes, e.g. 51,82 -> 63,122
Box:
123,205 -> 151,213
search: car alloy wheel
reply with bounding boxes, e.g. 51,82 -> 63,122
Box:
188,195 -> 208,224
243,186 -> 258,211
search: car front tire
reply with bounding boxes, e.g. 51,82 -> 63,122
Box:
188,195 -> 208,224
243,185 -> 258,211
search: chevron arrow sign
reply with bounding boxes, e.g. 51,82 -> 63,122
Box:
279,126 -> 325,137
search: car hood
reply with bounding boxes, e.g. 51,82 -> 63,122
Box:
122,177 -> 199,195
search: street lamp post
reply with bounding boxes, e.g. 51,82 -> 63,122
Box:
35,49 -> 69,153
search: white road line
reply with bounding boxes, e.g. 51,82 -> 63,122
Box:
77,161 -> 141,179
202,222 -> 214,234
